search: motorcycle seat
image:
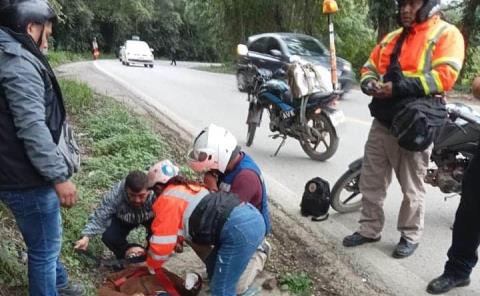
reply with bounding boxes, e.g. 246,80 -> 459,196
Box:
309,91 -> 333,102
308,92 -> 335,104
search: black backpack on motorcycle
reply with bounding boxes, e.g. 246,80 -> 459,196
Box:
300,177 -> 330,221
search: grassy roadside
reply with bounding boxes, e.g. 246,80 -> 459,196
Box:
47,51 -> 117,68
0,79 -> 193,295
194,62 -> 236,74
60,79 -> 177,294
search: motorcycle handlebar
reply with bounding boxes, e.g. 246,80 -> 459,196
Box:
447,105 -> 480,126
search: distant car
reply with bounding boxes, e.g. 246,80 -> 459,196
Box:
121,40 -> 154,68
236,33 -> 354,93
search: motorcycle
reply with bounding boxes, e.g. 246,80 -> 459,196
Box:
245,64 -> 345,161
330,102 -> 480,213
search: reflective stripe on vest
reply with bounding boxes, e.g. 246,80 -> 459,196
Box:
148,250 -> 170,262
150,235 -> 178,245
400,24 -> 450,94
161,187 -> 210,241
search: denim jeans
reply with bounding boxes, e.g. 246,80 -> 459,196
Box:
444,144 -> 480,279
101,216 -> 153,259
0,185 -> 69,295
206,203 -> 266,296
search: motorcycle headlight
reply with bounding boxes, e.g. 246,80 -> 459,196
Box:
342,63 -> 352,72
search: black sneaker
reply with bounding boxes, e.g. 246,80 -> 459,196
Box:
58,282 -> 86,296
427,274 -> 470,294
392,237 -> 418,258
343,232 -> 381,247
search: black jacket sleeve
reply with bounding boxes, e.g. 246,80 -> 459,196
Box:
393,77 -> 425,98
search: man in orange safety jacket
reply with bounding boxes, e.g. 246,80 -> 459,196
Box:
343,0 -> 465,259
145,160 -> 265,296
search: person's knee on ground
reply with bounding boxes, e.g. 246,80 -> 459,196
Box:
236,250 -> 267,295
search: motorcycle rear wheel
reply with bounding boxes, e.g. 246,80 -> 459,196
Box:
300,113 -> 339,161
331,168 -> 362,213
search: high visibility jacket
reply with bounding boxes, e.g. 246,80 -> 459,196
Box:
147,184 -> 209,270
361,16 -> 465,96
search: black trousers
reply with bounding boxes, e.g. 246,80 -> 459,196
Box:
101,216 -> 153,259
444,145 -> 480,279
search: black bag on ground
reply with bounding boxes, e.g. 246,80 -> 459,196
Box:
300,177 -> 330,221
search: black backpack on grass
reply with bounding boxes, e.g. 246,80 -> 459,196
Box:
300,177 -> 330,221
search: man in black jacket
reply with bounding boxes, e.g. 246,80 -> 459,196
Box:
0,1 -> 83,295
426,78 -> 480,294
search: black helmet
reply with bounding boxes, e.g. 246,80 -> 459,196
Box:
397,0 -> 441,25
0,0 -> 57,33
417,0 -> 441,23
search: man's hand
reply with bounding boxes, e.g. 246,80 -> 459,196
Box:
203,172 -> 218,192
74,236 -> 89,251
175,236 -> 185,253
361,80 -> 382,96
54,180 -> 77,208
175,241 -> 184,253
373,82 -> 393,98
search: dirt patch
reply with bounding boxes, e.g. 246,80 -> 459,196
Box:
266,201 -> 389,296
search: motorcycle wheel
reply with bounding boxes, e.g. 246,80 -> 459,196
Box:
331,167 -> 362,213
246,123 -> 257,147
299,113 -> 339,161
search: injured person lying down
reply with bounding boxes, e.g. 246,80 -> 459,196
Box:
98,246 -> 202,296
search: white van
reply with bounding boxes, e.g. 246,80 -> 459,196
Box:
121,40 -> 154,68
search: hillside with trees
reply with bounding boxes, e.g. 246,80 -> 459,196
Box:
48,0 -> 479,84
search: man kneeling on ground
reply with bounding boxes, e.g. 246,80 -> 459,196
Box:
75,170 -> 157,259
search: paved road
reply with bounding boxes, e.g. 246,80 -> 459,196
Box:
93,60 -> 479,296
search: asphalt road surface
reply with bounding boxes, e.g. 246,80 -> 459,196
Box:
92,60 -> 479,296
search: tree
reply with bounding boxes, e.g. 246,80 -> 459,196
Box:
368,0 -> 397,42
460,0 -> 480,50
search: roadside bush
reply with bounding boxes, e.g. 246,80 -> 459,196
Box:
279,272 -> 314,296
59,79 -> 94,115
0,204 -> 28,293
47,51 -> 88,68
459,46 -> 480,88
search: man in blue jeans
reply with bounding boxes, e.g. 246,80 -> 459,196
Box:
188,124 -> 271,295
0,1 -> 84,295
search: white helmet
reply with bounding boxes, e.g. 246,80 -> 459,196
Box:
187,124 -> 239,173
147,159 -> 180,187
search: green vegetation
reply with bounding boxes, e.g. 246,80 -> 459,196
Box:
279,272 -> 314,296
194,62 -> 236,74
48,0 -> 480,85
0,79 -> 193,294
47,51 -> 89,68
47,51 -> 117,68
60,80 -> 171,294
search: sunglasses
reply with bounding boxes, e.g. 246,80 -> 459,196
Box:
188,150 -> 210,162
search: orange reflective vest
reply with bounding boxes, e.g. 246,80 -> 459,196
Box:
146,184 -> 209,270
361,15 -> 465,95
